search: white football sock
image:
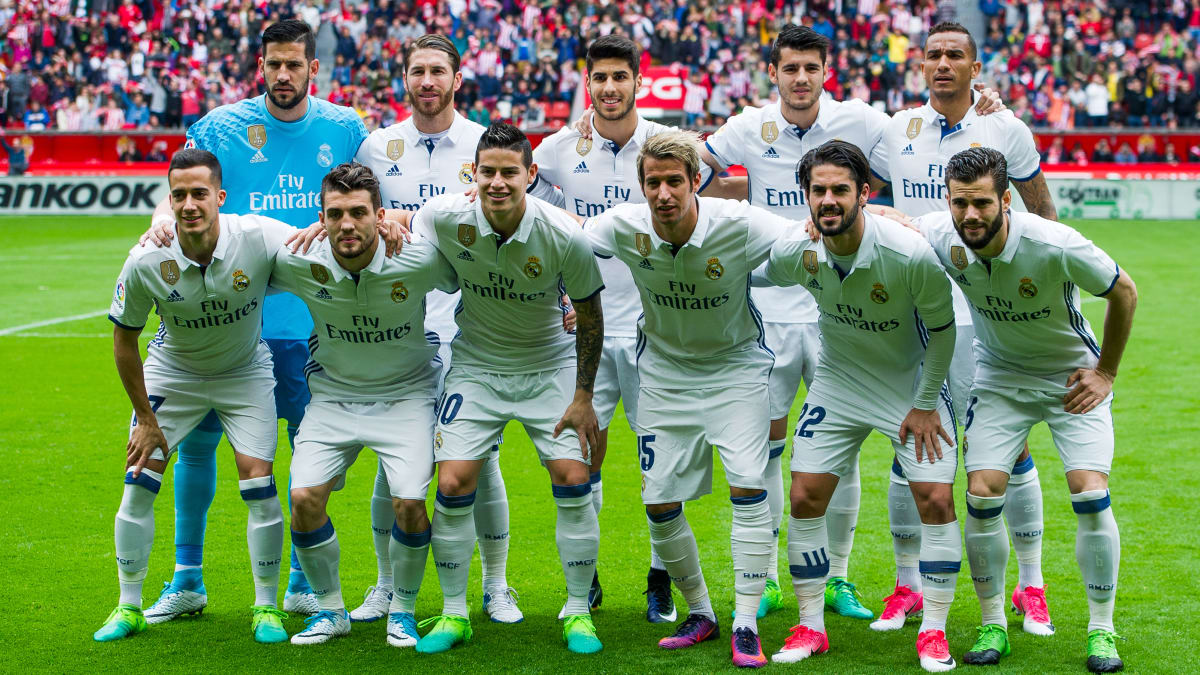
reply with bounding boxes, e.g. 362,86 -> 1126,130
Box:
555,483 -> 599,616
888,473 -> 922,590
589,471 -> 603,516
116,469 -> 162,606
731,492 -> 772,632
240,476 -> 283,608
917,521 -> 961,634
826,459 -> 861,579
431,491 -> 476,617
1072,490 -> 1120,632
292,519 -> 342,611
1005,458 -> 1045,588
473,450 -> 509,592
389,523 -> 430,614
764,441 -> 785,583
647,507 -> 714,621
787,516 -> 828,633
965,492 -> 1008,627
369,463 -> 394,588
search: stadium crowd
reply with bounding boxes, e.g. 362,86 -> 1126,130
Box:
1,0 -> 1198,135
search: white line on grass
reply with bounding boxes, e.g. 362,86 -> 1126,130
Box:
0,309 -> 109,336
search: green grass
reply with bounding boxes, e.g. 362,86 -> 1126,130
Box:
0,217 -> 1196,672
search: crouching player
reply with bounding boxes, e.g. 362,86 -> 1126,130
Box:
913,148 -> 1135,673
273,163 -> 459,646
764,141 -> 962,672
96,149 -> 293,643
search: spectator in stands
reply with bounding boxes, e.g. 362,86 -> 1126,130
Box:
1114,142 -> 1138,164
1085,73 -> 1110,126
99,96 -> 125,130
467,99 -> 491,126
116,136 -> 142,162
0,128 -> 29,175
145,140 -> 168,162
1173,79 -> 1199,126
683,70 -> 707,127
23,100 -> 49,130
1123,78 -> 1150,127
7,62 -> 31,124
1164,143 -> 1181,165
1093,138 -> 1115,162
1137,135 -> 1162,162
1042,136 -> 1067,163
1071,142 -> 1089,165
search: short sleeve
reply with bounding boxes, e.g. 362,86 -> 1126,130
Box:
582,210 -> 619,257
527,173 -> 566,207
865,108 -> 891,180
1061,228 -> 1120,297
108,256 -> 154,330
184,115 -> 214,151
254,215 -> 299,261
763,235 -> 807,288
1004,115 -> 1042,182
909,242 -> 956,331
744,205 -> 792,268
426,245 -> 459,293
704,115 -> 745,169
353,134 -> 371,163
561,226 -> 605,301
531,134 -> 558,181
345,114 -> 369,156
410,202 -> 439,249
267,246 -> 299,295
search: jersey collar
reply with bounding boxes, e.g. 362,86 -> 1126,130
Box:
588,115 -> 654,154
817,210 -> 880,272
317,235 -> 387,282
167,214 -> 230,267
994,210 -> 1023,263
924,91 -> 980,139
773,95 -> 837,138
400,111 -> 471,146
256,94 -> 315,134
472,197 -> 536,244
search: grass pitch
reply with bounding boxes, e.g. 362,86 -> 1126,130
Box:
0,216 -> 1196,673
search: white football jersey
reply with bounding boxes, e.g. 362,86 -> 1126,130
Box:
269,234 -> 458,402
705,97 -> 891,324
413,193 -> 604,374
531,116 -> 685,339
108,214 -> 293,375
917,211 -> 1120,393
355,112 -> 486,345
586,197 -> 788,388
765,212 -> 955,408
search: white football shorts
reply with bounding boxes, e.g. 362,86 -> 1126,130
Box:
593,335 -> 639,431
765,321 -> 819,420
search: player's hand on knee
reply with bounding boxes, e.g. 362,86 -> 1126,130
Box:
286,221 -> 327,254
573,107 -> 595,139
141,214 -> 176,248
900,407 -> 954,464
554,392 -> 599,463
126,422 -> 168,476
1063,367 -> 1113,415
973,83 -> 1007,115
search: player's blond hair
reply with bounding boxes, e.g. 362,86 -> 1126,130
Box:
637,130 -> 703,187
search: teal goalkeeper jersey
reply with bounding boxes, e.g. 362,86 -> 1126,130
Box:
185,95 -> 368,340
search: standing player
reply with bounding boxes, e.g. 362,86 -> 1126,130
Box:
143,19 -> 368,619
350,34 -> 520,625
913,148 -> 1134,672
873,21 -> 1057,636
411,124 -> 606,655
700,24 -> 890,621
585,131 -> 787,667
270,163 -> 458,647
95,149 -> 292,644
765,142 -> 962,672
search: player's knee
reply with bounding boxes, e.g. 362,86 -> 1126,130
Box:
1065,469 -> 1108,495
966,470 -> 1009,498
646,501 -> 683,517
289,487 -> 326,524
789,486 -> 826,518
769,416 -> 788,440
393,498 -> 428,531
436,470 -> 477,497
234,454 -> 272,480
911,484 -> 955,523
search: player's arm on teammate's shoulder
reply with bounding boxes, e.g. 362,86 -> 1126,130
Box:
284,209 -> 411,256
696,134 -> 749,200
1064,268 -> 1137,415
972,83 -> 1006,115
1012,174 -> 1058,221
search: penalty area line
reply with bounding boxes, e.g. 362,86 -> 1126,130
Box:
0,309 -> 109,336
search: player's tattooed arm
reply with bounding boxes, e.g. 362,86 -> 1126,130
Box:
1013,173 -> 1058,221
554,292 -> 603,460
1064,269 -> 1137,414
113,325 -> 168,477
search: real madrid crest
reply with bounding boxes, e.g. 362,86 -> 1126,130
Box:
247,124 -> 267,149
635,233 -> 652,257
802,250 -> 818,276
459,163 -> 474,184
761,121 -> 779,144
950,245 -> 969,271
906,118 -> 923,140
434,432 -> 443,450
160,260 -> 181,285
705,257 -> 724,280
870,282 -> 889,304
387,139 -> 404,160
391,281 -> 409,303
970,142 -> 982,148
1018,277 -> 1038,298
524,256 -> 543,279
576,137 -> 592,155
458,224 -> 477,247
317,143 -> 334,168
232,269 -> 250,291
310,264 -> 330,284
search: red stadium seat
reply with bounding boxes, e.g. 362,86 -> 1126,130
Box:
547,101 -> 571,120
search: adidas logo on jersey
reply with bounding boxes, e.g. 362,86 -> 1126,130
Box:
901,144 -> 915,156
638,258 -> 654,270
166,290 -> 185,302
385,164 -> 402,177
955,273 -> 971,286
806,278 -> 822,290
250,150 -> 268,164
457,250 -> 475,262
573,161 -> 589,174
315,288 -> 333,300
762,146 -> 780,158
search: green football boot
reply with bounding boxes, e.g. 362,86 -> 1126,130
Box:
824,577 -> 874,619
94,604 -> 147,642
962,624 -> 1011,665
